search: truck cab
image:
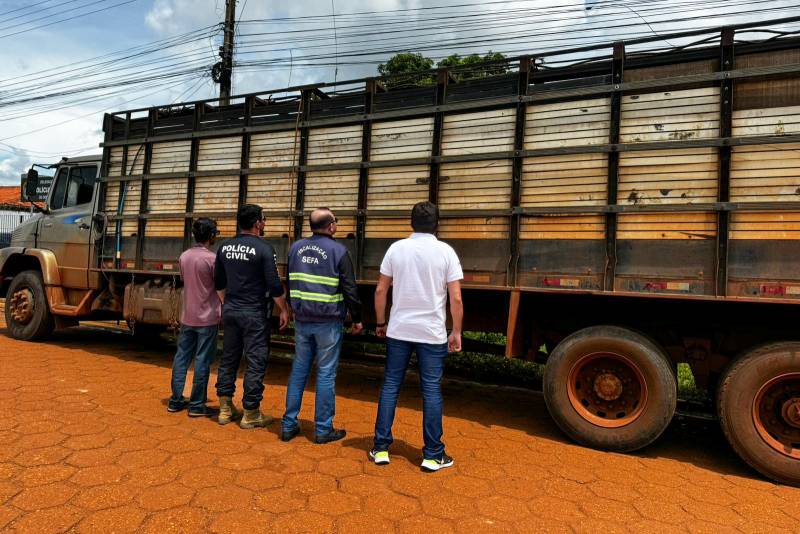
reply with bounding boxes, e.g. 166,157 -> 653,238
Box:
1,155 -> 102,339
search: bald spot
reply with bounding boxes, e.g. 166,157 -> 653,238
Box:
310,208 -> 335,232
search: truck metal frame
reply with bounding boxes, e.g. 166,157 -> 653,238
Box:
5,17 -> 800,485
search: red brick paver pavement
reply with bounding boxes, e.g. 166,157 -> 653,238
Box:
1,325 -> 800,533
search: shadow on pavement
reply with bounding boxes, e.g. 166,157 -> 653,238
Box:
1,324 -> 760,484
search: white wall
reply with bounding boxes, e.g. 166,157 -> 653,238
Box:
0,209 -> 32,247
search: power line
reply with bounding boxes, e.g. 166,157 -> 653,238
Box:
0,25 -> 217,87
0,76 -> 195,144
233,2 -> 800,68
0,0 -> 91,27
0,0 -> 58,18
0,0 -> 142,40
1,0 -> 797,150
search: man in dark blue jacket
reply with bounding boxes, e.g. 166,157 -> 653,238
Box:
281,207 -> 363,443
214,204 -> 289,429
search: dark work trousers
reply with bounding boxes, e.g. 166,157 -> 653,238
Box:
215,306 -> 272,410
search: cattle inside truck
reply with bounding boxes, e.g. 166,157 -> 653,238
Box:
5,18 -> 800,485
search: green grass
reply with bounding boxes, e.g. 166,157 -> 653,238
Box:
677,362 -> 708,403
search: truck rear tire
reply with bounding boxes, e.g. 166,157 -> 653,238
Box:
4,270 -> 55,341
544,325 -> 676,452
718,343 -> 800,486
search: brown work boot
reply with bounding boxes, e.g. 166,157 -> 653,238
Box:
218,396 -> 242,426
240,408 -> 272,429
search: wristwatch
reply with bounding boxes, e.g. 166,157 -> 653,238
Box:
375,322 -> 386,327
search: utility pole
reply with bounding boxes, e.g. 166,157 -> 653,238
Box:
216,0 -> 236,106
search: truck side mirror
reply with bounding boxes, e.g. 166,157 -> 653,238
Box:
22,168 -> 39,201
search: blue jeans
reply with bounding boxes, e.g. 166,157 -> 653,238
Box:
373,337 -> 448,459
282,321 -> 344,436
170,325 -> 219,411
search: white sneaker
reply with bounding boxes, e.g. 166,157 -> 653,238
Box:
421,453 -> 454,472
369,449 -> 390,465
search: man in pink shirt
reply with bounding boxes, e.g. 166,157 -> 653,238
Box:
168,218 -> 223,417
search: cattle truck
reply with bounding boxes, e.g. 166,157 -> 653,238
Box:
4,18 -> 800,485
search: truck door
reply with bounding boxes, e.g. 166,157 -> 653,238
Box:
37,164 -> 97,289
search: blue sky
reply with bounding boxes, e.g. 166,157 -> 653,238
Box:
0,0 -> 797,185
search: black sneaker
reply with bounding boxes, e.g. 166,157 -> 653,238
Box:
281,427 -> 301,442
167,397 -> 189,412
315,428 -> 346,444
188,406 -> 219,418
421,453 -> 454,472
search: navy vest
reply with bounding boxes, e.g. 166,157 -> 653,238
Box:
288,234 -> 348,322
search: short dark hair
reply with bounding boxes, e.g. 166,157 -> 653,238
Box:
237,204 -> 263,231
192,217 -> 218,243
411,201 -> 439,233
309,208 -> 335,231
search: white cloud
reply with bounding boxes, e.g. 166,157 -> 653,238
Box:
145,0 -> 220,34
1,0 -> 798,186
0,148 -> 31,186
144,1 -> 177,34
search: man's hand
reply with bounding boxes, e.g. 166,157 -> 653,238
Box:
448,331 -> 462,353
350,322 -> 363,335
279,309 -> 290,331
376,325 -> 387,338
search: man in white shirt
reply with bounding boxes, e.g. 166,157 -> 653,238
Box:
369,201 -> 464,472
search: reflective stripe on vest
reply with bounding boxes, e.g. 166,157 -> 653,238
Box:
288,272 -> 339,287
291,289 -> 344,303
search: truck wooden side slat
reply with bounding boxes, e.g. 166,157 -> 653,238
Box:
441,109 -> 516,155
521,153 -> 608,207
618,148 -> 719,206
104,181 -> 140,235
193,176 -> 239,212
98,26 -> 800,304
307,125 -> 363,165
249,131 -> 299,168
439,160 -> 512,210
620,88 -> 720,144
364,217 -> 413,238
525,97 -> 610,150
366,165 -> 429,210
370,117 -> 434,161
150,141 -> 191,174
197,137 -> 242,171
147,178 -> 187,214
617,212 -> 717,239
304,169 -> 359,213
731,144 -> 800,202
519,215 -> 606,240
246,174 -> 296,211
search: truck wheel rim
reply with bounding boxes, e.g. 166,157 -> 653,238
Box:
567,352 -> 648,428
9,288 -> 34,325
753,372 -> 800,459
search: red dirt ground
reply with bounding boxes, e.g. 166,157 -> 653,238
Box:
1,320 -> 800,533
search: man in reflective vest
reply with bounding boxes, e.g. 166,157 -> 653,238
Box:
281,208 -> 363,443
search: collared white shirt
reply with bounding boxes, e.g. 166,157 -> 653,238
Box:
380,233 -> 464,344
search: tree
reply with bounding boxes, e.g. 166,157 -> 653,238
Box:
377,53 -> 435,87
377,51 -> 508,87
437,51 -> 508,79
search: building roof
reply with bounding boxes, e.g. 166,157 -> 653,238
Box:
0,186 -> 30,210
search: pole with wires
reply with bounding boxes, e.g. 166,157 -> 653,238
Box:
216,0 -> 236,105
